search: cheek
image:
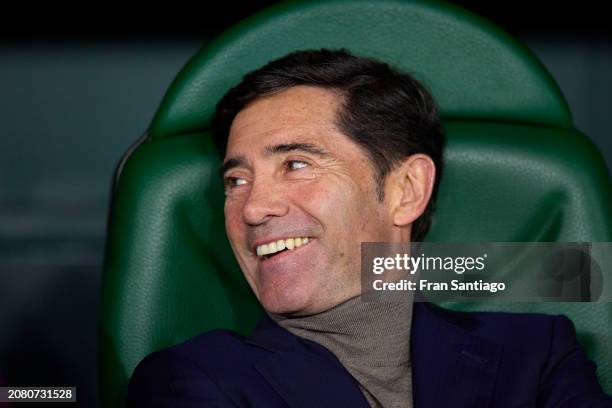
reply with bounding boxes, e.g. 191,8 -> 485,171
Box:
224,201 -> 245,240
302,180 -> 365,231
313,180 -> 387,239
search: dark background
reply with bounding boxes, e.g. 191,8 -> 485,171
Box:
1,1 -> 610,406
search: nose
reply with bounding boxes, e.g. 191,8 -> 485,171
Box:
242,179 -> 289,225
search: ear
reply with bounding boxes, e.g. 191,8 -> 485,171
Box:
388,154 -> 436,227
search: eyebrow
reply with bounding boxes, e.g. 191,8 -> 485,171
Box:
220,142 -> 331,179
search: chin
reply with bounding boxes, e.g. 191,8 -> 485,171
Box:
258,287 -> 315,316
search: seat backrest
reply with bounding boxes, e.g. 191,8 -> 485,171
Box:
100,0 -> 612,406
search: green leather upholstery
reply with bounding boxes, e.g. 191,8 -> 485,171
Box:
100,0 -> 612,406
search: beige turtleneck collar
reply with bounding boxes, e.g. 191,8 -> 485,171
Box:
268,295 -> 414,408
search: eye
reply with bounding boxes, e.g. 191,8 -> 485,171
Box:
224,176 -> 248,189
286,160 -> 309,171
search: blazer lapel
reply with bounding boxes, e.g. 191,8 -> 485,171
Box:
246,303 -> 503,408
411,303 -> 503,407
246,314 -> 370,408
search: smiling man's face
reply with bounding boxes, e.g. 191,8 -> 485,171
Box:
222,85 -> 395,316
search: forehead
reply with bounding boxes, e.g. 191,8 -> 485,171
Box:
226,85 -> 344,155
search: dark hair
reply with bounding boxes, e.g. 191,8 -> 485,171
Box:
211,48 -> 445,241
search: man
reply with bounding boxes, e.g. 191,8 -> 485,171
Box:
127,49 -> 611,407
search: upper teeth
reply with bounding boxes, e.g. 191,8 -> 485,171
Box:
256,237 -> 311,257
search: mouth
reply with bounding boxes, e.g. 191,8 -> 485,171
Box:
255,237 -> 315,261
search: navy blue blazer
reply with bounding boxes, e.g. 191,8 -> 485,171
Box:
127,303 -> 611,407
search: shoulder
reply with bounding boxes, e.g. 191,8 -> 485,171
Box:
126,329 -> 263,407
417,302 -> 576,349
161,329 -> 250,360
130,328 -> 264,378
417,304 -> 611,404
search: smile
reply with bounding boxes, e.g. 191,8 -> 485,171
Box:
255,237 -> 313,258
